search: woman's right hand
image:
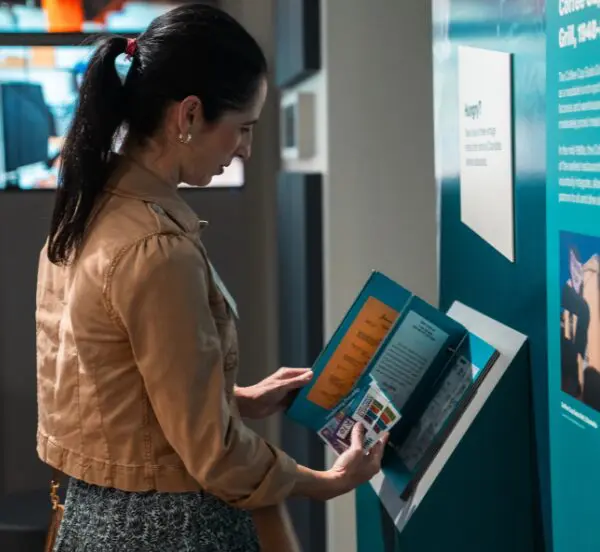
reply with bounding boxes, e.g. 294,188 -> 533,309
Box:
293,423 -> 388,501
326,423 -> 388,498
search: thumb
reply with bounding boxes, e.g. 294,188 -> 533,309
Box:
350,422 -> 365,450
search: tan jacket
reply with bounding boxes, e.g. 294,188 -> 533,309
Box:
36,157 -> 299,511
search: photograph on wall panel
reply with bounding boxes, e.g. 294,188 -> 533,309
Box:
560,230 -> 600,413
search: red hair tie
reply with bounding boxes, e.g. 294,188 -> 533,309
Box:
125,38 -> 137,59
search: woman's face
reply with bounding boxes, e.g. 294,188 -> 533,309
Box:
177,77 -> 268,187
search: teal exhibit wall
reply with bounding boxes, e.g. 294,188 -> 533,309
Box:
546,1 -> 600,550
356,0 -> 550,550
435,0 -> 549,548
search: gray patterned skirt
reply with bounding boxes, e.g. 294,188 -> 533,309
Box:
54,478 -> 260,552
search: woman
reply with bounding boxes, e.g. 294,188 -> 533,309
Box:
36,4 -> 387,552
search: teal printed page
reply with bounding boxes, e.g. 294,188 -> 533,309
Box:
287,271 -> 412,431
361,295 -> 468,440
380,332 -> 497,497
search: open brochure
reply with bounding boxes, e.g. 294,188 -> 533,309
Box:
286,271 -> 498,498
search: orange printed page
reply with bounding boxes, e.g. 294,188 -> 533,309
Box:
307,297 -> 399,410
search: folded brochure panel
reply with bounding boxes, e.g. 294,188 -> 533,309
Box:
286,270 -> 499,497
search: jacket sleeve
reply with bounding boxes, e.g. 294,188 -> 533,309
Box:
106,232 -> 299,508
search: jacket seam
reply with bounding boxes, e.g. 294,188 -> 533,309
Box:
142,389 -> 154,487
75,347 -> 86,475
88,347 -> 114,483
135,203 -> 159,486
68,270 -> 112,479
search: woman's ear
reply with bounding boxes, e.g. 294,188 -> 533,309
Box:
177,95 -> 203,137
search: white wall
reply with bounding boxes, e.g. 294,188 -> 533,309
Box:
321,1 -> 437,550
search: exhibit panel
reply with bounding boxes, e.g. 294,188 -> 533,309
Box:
358,1 -> 548,549
546,1 -> 600,550
433,0 -> 549,549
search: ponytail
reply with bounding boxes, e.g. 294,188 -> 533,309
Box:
48,36 -> 129,265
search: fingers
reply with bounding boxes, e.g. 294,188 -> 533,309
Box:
280,371 -> 313,391
350,422 -> 366,450
278,367 -> 313,379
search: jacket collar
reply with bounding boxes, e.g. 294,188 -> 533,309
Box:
106,155 -> 209,234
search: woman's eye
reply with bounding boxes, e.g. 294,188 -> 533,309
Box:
241,126 -> 252,135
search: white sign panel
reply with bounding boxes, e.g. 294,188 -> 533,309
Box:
458,46 -> 515,262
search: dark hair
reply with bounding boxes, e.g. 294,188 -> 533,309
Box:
48,3 -> 267,265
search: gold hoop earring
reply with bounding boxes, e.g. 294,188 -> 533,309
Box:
178,133 -> 192,144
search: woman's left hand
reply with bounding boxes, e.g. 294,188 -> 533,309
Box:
235,368 -> 313,419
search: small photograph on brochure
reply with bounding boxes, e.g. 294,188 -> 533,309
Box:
560,230 -> 600,413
